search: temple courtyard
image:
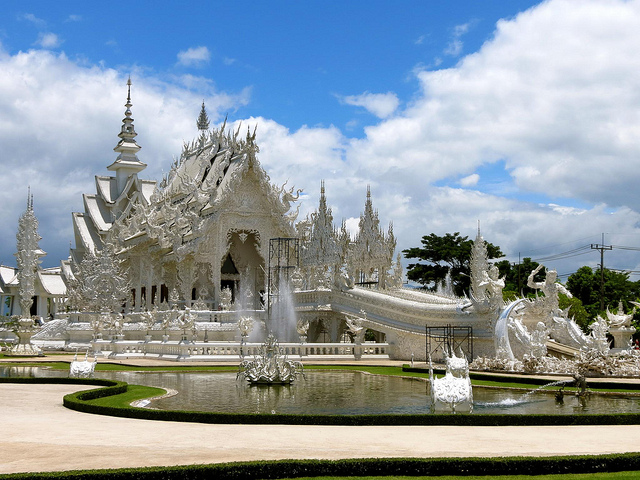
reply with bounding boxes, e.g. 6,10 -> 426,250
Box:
3,358 -> 640,476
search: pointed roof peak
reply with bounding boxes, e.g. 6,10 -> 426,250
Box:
108,79 -> 146,177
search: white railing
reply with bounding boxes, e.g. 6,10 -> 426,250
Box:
92,339 -> 389,361
72,309 -> 267,325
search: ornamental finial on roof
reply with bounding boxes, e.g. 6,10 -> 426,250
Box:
119,77 -> 137,139
108,78 -> 144,178
197,101 -> 210,131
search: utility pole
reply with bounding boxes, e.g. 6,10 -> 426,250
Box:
517,252 -> 521,294
590,233 -> 612,312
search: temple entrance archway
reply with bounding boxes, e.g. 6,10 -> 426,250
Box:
222,230 -> 265,310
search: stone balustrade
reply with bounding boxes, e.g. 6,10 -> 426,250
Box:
92,339 -> 388,361
72,309 -> 267,325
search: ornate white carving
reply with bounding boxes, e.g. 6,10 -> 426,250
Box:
429,351 -> 473,413
69,245 -> 130,314
237,334 -> 304,384
16,192 -> 42,317
69,350 -> 97,378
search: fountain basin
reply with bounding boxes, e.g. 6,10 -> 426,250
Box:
4,366 -> 640,416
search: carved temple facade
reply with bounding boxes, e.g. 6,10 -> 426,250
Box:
63,83 -> 399,318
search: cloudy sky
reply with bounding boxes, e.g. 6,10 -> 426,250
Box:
2,0 -> 640,283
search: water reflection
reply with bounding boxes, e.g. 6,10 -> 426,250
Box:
3,366 -> 640,415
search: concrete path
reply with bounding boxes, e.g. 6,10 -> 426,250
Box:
3,383 -> 640,475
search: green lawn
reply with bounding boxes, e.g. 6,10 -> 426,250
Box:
81,384 -> 166,408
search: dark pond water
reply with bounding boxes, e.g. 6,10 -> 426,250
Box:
3,365 -> 640,415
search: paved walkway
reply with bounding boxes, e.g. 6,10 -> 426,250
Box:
3,382 -> 640,475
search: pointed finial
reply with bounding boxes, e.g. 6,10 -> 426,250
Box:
366,184 -> 371,198
477,219 -> 481,237
320,180 -> 325,196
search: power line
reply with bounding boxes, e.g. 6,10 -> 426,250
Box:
532,245 -> 592,263
518,235 -> 602,256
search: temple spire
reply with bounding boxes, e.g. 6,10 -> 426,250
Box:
197,101 -> 210,131
107,78 -> 147,196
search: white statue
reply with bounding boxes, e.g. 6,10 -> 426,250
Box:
237,334 -> 304,384
220,287 -> 233,311
527,265 -> 572,322
428,350 -> 473,413
69,350 -> 97,378
238,315 -> 254,338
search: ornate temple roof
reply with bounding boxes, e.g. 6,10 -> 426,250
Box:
38,269 -> 66,296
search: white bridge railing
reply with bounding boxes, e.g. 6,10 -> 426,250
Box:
92,339 -> 389,361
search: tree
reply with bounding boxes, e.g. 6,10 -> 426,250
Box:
495,257 -> 544,299
567,266 -> 640,320
403,232 -> 503,296
558,293 -> 591,332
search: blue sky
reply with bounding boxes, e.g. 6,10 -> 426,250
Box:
2,0 -> 640,285
1,1 -> 535,132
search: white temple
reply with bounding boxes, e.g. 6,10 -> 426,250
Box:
1,81 -> 636,365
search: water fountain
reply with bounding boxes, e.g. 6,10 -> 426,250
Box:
6,316 -> 42,356
237,334 -> 304,384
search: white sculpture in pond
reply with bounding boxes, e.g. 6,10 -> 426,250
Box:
429,350 -> 473,413
237,334 -> 304,384
69,350 -> 97,378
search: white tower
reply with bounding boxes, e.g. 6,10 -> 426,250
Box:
107,78 -> 147,197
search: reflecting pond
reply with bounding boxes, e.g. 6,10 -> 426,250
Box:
3,366 -> 640,415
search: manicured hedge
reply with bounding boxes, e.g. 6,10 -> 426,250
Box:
3,455 -> 640,479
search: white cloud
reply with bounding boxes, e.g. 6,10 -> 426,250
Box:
66,15 -> 82,22
444,22 -> 471,57
339,91 -> 400,119
177,46 -> 210,67
459,174 -> 480,187
0,49 -> 250,266
20,13 -> 46,27
3,0 -> 640,282
347,0 -> 640,211
36,33 -> 62,48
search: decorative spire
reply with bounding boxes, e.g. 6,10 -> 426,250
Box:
119,77 -> 138,144
197,101 -> 210,131
108,78 -> 147,193
16,189 -> 44,317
